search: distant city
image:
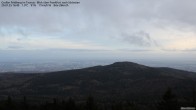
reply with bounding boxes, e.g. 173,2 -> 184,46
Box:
0,59 -> 196,73
0,59 -> 113,73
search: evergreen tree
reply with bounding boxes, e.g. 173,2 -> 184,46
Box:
86,96 -> 97,110
21,96 -> 29,110
111,102 -> 123,110
52,98 -> 58,110
4,96 -> 15,110
192,87 -> 196,107
66,97 -> 76,110
157,88 -> 179,110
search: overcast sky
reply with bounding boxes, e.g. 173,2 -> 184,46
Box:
0,0 -> 196,61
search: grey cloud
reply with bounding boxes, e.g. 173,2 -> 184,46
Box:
17,28 -> 28,37
0,0 -> 196,49
7,45 -> 24,49
121,31 -> 155,47
1,0 -> 196,31
117,49 -> 153,52
157,0 -> 196,25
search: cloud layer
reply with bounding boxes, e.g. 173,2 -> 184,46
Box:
0,0 -> 196,51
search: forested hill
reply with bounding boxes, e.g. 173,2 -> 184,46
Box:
0,61 -> 196,102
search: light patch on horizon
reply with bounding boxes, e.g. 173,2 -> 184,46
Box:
163,37 -> 196,51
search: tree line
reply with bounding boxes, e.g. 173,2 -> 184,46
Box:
0,88 -> 195,110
